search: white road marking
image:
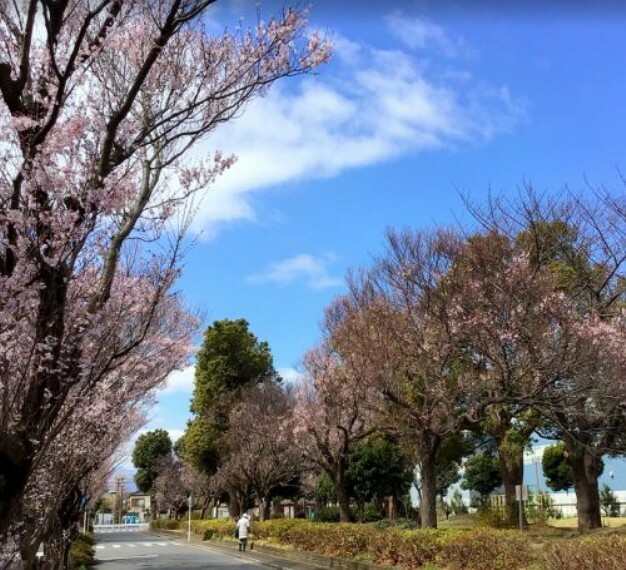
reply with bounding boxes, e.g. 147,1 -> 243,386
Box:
112,544 -> 121,548
98,554 -> 159,561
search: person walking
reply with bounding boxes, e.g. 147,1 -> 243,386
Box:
236,513 -> 251,551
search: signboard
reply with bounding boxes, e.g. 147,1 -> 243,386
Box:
515,484 -> 528,501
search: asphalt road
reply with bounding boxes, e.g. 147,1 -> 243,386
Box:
93,530 -> 265,569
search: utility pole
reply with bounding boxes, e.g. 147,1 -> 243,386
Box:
187,493 -> 192,542
115,476 -> 125,525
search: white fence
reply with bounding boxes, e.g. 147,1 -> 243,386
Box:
93,523 -> 149,533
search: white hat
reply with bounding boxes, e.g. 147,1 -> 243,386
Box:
243,513 -> 250,518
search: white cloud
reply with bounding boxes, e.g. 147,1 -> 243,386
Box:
278,367 -> 303,384
158,366 -> 195,394
384,12 -> 469,58
248,253 -> 342,289
188,14 -> 525,236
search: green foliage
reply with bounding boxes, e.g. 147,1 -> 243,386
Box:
191,319 -> 275,416
435,433 -> 472,497
542,442 -> 605,493
346,436 -> 412,511
314,506 -> 341,522
181,319 -> 275,480
315,472 -> 337,506
68,532 -> 95,570
600,484 -> 620,517
177,416 -> 221,475
542,442 -> 572,492
131,429 -> 172,493
462,452 -> 502,496
450,489 -> 468,515
524,491 -> 557,523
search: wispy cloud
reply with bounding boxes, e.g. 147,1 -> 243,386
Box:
248,253 -> 342,290
189,13 -> 525,236
158,366 -> 195,394
384,12 -> 471,58
278,367 -> 304,384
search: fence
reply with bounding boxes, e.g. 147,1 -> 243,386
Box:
93,523 -> 149,532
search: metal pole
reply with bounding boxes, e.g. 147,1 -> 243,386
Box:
519,497 -> 523,531
83,509 -> 88,533
187,493 -> 192,542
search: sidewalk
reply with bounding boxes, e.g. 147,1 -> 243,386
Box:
150,528 -> 387,570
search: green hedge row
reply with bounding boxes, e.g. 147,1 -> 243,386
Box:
151,518 -> 626,569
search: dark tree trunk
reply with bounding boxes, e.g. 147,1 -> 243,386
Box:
19,533 -> 40,570
0,436 -> 32,537
335,484 -> 351,523
0,266 -> 70,536
356,500 -> 365,523
420,453 -> 438,529
418,432 -> 441,529
567,443 -> 602,532
150,493 -> 157,521
497,442 -> 525,527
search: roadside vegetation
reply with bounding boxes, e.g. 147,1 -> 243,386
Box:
152,517 -> 626,569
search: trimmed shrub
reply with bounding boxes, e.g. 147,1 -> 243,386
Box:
151,519 -> 182,530
544,535 -> 626,570
314,506 -> 341,522
69,532 -> 95,569
437,529 -> 532,569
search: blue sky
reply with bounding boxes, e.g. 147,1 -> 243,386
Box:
133,1 -> 626,486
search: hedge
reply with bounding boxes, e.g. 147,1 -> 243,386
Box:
544,534 -> 626,570
151,518 -> 626,569
152,519 -> 533,569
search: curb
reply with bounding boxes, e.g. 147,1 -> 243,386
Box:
149,528 -> 387,570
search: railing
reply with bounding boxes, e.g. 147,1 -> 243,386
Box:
93,523 -> 149,532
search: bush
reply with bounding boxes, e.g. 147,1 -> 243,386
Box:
436,529 -> 531,569
362,505 -> 385,522
69,532 -> 95,570
314,506 -> 340,522
233,519 -> 533,569
544,535 -> 626,570
151,519 -> 182,530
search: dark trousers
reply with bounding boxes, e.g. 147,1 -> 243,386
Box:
239,537 -> 247,551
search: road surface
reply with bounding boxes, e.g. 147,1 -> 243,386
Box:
94,530 -> 265,569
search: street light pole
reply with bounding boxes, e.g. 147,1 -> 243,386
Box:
187,493 -> 192,542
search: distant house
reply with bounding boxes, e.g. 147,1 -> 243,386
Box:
126,494 -> 151,521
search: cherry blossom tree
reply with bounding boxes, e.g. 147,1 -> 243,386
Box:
329,229 -> 484,529
446,231 -> 586,525
0,0 -> 330,539
467,190 -> 626,531
5,294 -> 198,568
294,344 -> 375,523
218,379 -> 300,521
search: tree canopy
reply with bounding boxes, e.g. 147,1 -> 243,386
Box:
132,429 -> 173,494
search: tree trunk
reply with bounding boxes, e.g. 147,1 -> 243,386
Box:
0,436 -> 32,537
497,443 -> 525,527
261,494 -> 271,521
19,535 -> 40,570
567,444 -> 602,532
150,493 -> 157,521
389,495 -> 399,520
420,453 -> 438,529
418,432 -> 441,529
330,462 -> 350,522
335,484 -> 351,522
356,500 -> 365,523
